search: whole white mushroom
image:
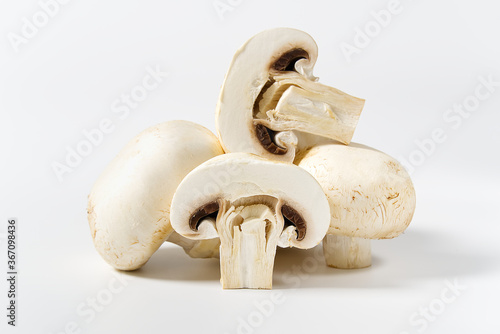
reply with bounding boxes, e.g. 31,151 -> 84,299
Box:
87,120 -> 224,270
296,143 -> 416,269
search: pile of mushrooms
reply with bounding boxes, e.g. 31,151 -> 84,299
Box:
87,28 -> 416,289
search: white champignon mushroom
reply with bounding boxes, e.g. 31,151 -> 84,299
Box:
170,153 -> 330,289
296,143 -> 416,269
87,121 -> 224,270
216,27 -> 365,163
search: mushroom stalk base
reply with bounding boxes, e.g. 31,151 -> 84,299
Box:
218,204 -> 280,289
323,235 -> 371,269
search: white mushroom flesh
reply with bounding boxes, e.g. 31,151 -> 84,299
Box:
216,28 -> 365,163
170,153 -> 330,289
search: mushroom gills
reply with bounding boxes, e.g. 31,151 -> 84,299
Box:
189,201 -> 220,231
271,48 -> 309,72
191,197 -> 307,243
281,204 -> 306,241
254,123 -> 288,155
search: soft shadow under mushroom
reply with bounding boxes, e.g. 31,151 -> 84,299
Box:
124,245 -> 220,282
122,228 -> 498,288
273,227 -> 498,289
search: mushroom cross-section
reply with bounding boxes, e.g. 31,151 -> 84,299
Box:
87,121 -> 224,271
170,153 -> 330,289
296,143 -> 416,269
216,28 -> 365,163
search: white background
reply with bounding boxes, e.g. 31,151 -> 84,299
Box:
1,0 -> 499,333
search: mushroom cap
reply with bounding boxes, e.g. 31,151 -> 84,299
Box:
215,28 -> 318,162
170,153 -> 330,249
297,143 -> 416,239
87,121 -> 224,270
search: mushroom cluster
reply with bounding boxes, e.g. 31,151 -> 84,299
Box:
87,28 -> 416,289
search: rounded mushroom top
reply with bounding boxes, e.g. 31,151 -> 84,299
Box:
297,143 -> 416,239
88,120 -> 224,270
170,153 -> 330,249
215,28 -> 318,162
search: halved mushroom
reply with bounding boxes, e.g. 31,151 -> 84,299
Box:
170,153 -> 330,289
87,121 -> 224,270
296,143 -> 416,269
216,28 -> 365,163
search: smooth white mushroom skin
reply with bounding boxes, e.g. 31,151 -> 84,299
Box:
216,28 -> 364,163
170,153 -> 330,289
87,121 -> 224,270
297,143 -> 416,269
323,235 -> 371,269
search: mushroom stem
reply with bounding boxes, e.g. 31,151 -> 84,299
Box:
255,75 -> 365,145
322,235 -> 371,269
218,203 -> 282,289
